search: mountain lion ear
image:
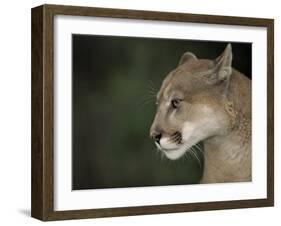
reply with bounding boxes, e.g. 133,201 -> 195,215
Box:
178,52 -> 197,66
214,44 -> 233,81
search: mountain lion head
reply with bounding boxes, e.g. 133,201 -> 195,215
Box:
150,44 -> 234,160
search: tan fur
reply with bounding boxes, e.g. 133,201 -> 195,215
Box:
150,44 -> 251,183
201,69 -> 251,183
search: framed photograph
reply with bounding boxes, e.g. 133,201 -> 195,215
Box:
31,4 -> 274,221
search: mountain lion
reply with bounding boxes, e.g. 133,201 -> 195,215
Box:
149,44 -> 251,183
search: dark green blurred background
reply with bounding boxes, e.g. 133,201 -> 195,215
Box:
72,35 -> 251,190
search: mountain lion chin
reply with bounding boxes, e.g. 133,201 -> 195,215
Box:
162,146 -> 189,160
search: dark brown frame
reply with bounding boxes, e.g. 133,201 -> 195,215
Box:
31,4 -> 274,221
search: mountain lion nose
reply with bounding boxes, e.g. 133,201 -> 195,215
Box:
152,133 -> 162,144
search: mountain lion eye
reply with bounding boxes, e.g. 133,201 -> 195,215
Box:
171,99 -> 181,108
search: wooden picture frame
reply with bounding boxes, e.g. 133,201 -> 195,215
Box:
31,4 -> 274,221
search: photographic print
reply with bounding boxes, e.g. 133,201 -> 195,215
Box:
31,4 -> 273,221
72,35 -> 252,189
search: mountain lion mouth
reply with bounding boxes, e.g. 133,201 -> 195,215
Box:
156,139 -> 202,161
162,147 -> 179,151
